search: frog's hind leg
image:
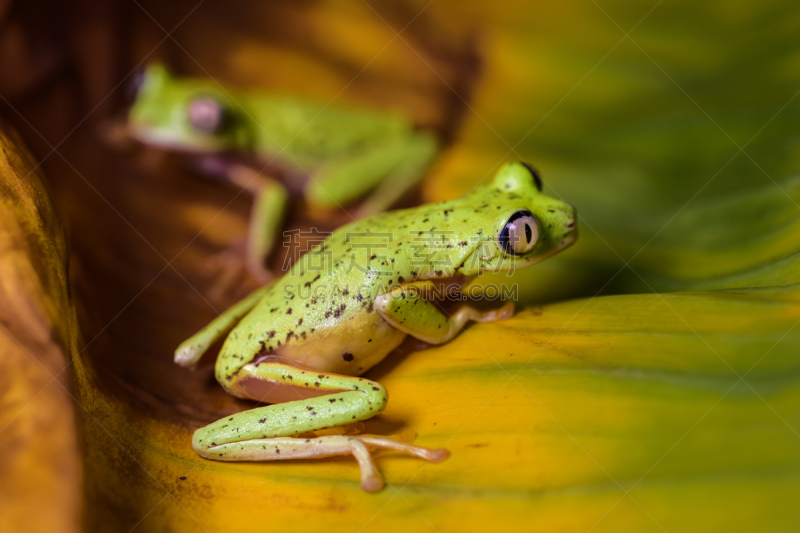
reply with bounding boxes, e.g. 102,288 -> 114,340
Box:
194,362 -> 448,491
356,132 -> 438,218
303,132 -> 438,217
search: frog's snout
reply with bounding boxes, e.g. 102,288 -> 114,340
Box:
560,208 -> 578,245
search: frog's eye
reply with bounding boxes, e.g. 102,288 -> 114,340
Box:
126,68 -> 146,103
188,97 -> 226,134
521,162 -> 543,192
498,210 -> 539,255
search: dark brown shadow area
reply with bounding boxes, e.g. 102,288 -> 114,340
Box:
0,1 -> 482,529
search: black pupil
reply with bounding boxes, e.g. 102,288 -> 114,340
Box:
524,223 -> 532,244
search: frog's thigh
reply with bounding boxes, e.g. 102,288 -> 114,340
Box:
357,132 -> 438,218
194,362 -> 446,491
174,283 -> 272,368
304,133 -> 436,210
375,284 -> 515,345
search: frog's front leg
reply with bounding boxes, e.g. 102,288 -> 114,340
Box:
194,362 -> 447,491
375,282 -> 515,345
225,165 -> 289,282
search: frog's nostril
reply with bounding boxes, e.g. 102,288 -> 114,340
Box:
566,220 -> 575,229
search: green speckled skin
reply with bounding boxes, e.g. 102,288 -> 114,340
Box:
177,162 -> 576,479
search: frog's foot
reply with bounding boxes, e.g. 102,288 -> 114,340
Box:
201,248 -> 273,302
472,301 -> 515,322
193,432 -> 448,492
98,118 -> 138,152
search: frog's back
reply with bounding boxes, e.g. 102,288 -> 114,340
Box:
243,92 -> 413,161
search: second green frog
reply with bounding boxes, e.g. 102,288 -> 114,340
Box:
127,63 -> 439,281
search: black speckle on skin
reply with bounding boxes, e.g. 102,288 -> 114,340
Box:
180,476 -> 187,480
259,418 -> 266,423
298,318 -> 303,325
343,352 -> 354,362
286,308 -> 292,315
267,331 -> 276,339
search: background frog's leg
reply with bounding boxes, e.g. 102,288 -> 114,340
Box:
356,132 -> 438,218
174,283 -> 271,367
303,132 -> 438,215
227,165 -> 289,282
195,362 -> 447,491
375,283 -> 515,344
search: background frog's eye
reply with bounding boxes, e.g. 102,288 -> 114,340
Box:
521,162 -> 543,192
125,67 -> 146,103
187,97 -> 226,134
498,210 -> 539,255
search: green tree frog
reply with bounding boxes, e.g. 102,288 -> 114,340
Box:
176,162 -> 577,491
127,63 -> 439,281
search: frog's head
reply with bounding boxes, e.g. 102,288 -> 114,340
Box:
456,162 -> 577,276
128,63 -> 253,153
